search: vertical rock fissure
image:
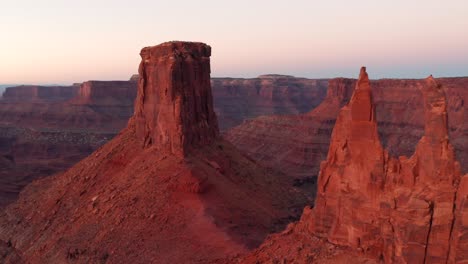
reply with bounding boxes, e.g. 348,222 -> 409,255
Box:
423,201 -> 434,264
446,190 -> 458,263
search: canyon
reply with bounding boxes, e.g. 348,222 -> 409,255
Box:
0,42 -> 307,263
1,73 -> 467,208
225,76 -> 467,200
239,68 -> 467,263
0,73 -> 327,207
0,81 -> 136,207
0,41 -> 466,263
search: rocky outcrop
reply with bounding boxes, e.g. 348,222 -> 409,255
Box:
1,85 -> 79,101
239,67 -> 467,263
0,41 -> 306,264
134,42 -> 219,156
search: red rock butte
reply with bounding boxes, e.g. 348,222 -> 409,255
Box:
0,41 -> 304,264
134,42 -> 219,157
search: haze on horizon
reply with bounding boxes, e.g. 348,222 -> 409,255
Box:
0,0 -> 467,84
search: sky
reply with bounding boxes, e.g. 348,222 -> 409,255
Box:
0,0 -> 467,84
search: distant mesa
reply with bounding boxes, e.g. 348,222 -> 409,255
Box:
71,80 -> 137,106
2,85 -> 79,102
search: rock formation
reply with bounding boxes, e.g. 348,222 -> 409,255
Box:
225,76 -> 467,186
134,42 -> 219,156
211,76 -> 328,130
239,67 -> 467,263
0,81 -> 138,207
72,81 -> 137,106
1,85 -> 79,102
0,74 -> 329,208
0,41 -> 306,263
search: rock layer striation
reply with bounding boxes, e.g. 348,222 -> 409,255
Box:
0,42 -> 305,264
134,42 -> 218,156
240,67 -> 467,263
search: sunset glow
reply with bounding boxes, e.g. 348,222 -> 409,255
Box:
1,0 -> 467,84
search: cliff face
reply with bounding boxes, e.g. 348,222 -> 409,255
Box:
211,76 -> 328,130
0,80 -> 138,207
73,81 -> 137,106
239,68 -> 467,263
225,76 -> 468,185
0,42 -> 306,263
2,85 -> 79,102
134,42 -> 219,156
0,74 -> 328,207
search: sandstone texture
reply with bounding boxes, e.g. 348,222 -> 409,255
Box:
225,76 -> 468,188
0,75 -> 329,207
0,42 -> 306,264
211,75 -> 328,130
134,42 -> 218,156
237,68 -> 467,263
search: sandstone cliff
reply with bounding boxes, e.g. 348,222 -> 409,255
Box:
225,76 -> 468,186
0,74 -> 328,208
211,76 -> 328,130
72,81 -> 137,106
0,42 -> 306,263
1,85 -> 79,102
239,67 -> 467,263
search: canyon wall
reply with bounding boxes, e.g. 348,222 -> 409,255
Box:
73,81 -> 137,106
212,75 -> 328,130
0,42 -> 306,263
2,85 -> 80,102
0,75 -> 327,207
239,68 -> 467,263
0,73 -> 466,209
225,76 -> 468,186
0,80 -> 137,206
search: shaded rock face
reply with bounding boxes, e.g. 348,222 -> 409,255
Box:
238,68 -> 467,263
212,76 -> 328,130
310,69 -> 464,262
2,85 -> 79,102
134,42 -> 219,156
73,81 -> 137,106
0,81 -> 137,207
0,42 -> 306,264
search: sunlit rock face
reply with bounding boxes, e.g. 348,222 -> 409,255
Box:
237,67 -> 467,264
307,68 -> 464,263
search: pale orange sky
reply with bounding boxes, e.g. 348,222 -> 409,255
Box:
0,0 -> 467,84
